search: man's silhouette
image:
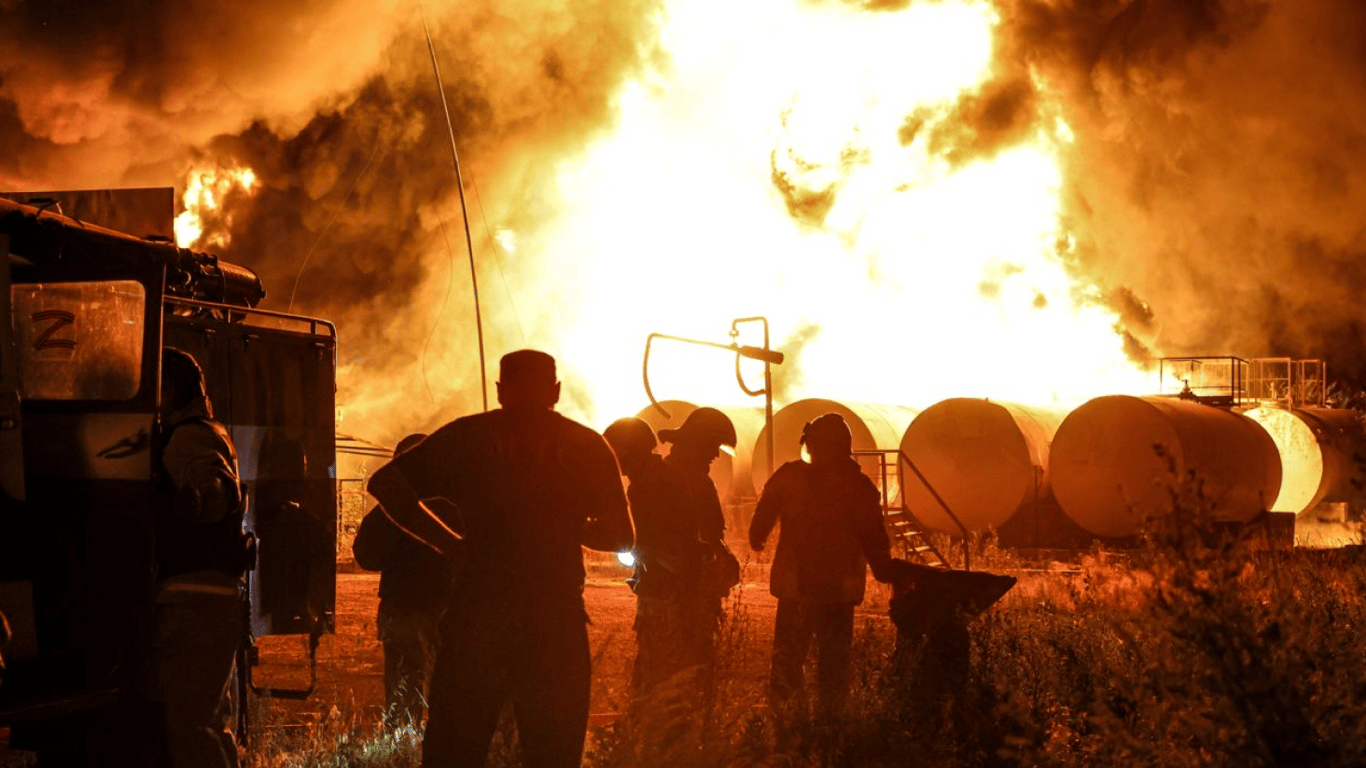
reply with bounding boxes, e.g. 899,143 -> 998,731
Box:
368,350 -> 632,768
352,433 -> 453,727
750,413 -> 908,730
153,347 -> 249,768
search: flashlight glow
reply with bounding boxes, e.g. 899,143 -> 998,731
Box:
617,551 -> 636,567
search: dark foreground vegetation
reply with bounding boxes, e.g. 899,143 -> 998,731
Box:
248,498 -> 1366,768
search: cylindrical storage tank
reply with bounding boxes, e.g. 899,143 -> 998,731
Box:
1244,407 -> 1366,514
1050,396 -> 1282,538
900,399 -> 1071,534
635,400 -> 765,502
751,399 -> 919,493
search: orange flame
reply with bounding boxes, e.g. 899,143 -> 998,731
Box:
509,0 -> 1151,426
174,164 -> 257,249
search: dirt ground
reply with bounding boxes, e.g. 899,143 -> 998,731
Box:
250,554 -> 900,736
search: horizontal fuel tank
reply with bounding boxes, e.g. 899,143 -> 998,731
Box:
1050,396 -> 1282,538
634,400 -> 766,502
750,399 -> 919,494
1244,407 -> 1366,514
900,399 -> 1071,534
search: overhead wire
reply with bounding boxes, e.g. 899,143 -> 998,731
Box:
421,10 -> 489,411
469,176 -> 527,344
422,219 -> 458,404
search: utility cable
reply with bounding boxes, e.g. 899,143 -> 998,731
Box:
422,13 -> 488,411
470,175 -> 527,344
422,217 -> 458,405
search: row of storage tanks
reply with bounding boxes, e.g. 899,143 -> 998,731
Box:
636,396 -> 1366,545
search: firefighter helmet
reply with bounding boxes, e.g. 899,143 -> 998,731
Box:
659,407 -> 737,449
604,417 -> 657,463
800,413 -> 852,452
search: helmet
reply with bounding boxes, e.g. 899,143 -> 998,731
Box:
161,347 -> 206,410
603,417 -> 657,462
659,407 -> 737,449
800,413 -> 852,452
394,433 -> 428,455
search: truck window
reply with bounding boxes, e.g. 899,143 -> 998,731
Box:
11,280 -> 145,400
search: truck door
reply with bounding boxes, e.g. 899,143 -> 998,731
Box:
11,267 -> 162,705
165,311 -> 338,638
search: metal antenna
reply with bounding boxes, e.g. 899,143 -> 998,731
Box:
423,15 -> 489,411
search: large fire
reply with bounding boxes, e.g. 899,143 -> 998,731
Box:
521,0 -> 1151,426
151,0 -> 1161,439
2,0 -> 1361,445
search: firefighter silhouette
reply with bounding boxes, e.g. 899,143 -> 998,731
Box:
352,432 -> 454,727
152,348 -> 250,768
750,412 -> 910,733
606,410 -> 736,710
368,350 -> 632,768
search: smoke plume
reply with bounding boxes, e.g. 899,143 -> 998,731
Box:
1,0 -> 665,441
994,0 -> 1366,384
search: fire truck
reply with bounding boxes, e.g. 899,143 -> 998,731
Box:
0,191 -> 338,760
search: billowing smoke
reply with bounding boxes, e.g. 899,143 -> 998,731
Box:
778,0 -> 1366,391
0,0 -> 410,179
990,0 -> 1366,384
1,0 -> 666,441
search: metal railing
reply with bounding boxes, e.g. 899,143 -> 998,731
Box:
165,295 -> 337,338
855,448 -> 970,571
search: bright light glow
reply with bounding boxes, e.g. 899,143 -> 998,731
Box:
520,0 -> 1151,425
617,551 -> 637,567
174,165 -> 257,249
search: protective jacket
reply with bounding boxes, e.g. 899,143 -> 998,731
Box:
627,454 -> 724,606
353,505 -> 453,614
155,396 -> 247,584
750,458 -> 891,604
385,407 -> 630,619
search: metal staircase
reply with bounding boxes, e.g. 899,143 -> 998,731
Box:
855,449 -> 970,571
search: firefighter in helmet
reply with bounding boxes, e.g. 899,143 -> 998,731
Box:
607,409 -> 737,704
749,412 -> 909,732
153,347 -> 249,768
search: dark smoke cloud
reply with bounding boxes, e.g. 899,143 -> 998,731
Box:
0,0 -> 409,184
993,0 -> 1366,385
0,0 -> 665,440
926,75 -> 1039,167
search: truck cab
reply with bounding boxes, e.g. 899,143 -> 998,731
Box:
0,192 -> 337,759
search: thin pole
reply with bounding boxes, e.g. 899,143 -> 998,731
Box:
763,329 -> 774,481
423,17 -> 488,411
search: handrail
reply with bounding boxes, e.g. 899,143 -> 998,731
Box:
895,449 -> 970,543
854,448 -> 972,571
165,296 -> 337,339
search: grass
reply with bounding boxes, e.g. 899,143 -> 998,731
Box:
249,488 -> 1366,768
